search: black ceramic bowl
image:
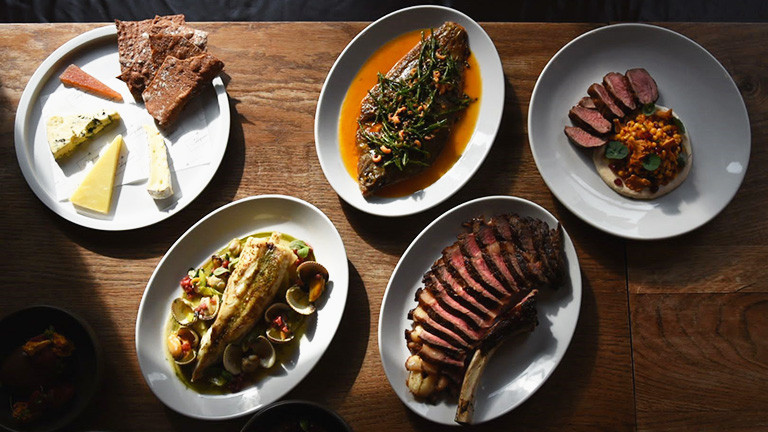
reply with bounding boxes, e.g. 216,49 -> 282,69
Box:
241,400 -> 353,432
0,305 -> 101,432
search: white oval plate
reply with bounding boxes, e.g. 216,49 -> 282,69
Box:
135,195 -> 349,420
314,5 -> 504,217
378,196 -> 581,425
529,23 -> 750,240
14,25 -> 230,231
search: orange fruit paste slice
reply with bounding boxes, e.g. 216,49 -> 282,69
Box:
59,64 -> 123,102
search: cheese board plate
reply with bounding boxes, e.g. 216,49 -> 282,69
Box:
14,25 -> 230,231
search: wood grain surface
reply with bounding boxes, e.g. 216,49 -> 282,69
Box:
0,22 -> 764,431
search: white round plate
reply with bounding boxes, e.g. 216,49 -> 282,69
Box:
135,195 -> 349,420
314,5 -> 504,217
378,196 -> 581,425
14,25 -> 230,231
529,23 -> 750,240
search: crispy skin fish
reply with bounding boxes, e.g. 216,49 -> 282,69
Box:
192,232 -> 297,381
357,22 -> 470,197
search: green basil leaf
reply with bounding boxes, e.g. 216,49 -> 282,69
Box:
643,154 -> 662,171
290,239 -> 311,259
642,103 -> 656,116
673,117 -> 686,133
605,141 -> 629,160
289,239 -> 307,250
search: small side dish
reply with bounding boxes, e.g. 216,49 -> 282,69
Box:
1,327 -> 76,425
564,68 -> 692,199
166,231 -> 329,393
240,400 -> 353,432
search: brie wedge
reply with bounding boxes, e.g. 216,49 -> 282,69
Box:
46,109 -> 120,160
70,134 -> 123,214
143,124 -> 174,199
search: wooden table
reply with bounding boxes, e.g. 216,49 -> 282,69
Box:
0,22 -> 766,431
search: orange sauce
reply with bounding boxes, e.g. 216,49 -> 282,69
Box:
338,29 -> 482,197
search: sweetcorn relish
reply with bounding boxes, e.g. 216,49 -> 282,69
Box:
607,108 -> 686,193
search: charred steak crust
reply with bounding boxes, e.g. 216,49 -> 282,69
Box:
405,214 -> 565,399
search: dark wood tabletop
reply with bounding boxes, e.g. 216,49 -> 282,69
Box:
0,22 -> 766,431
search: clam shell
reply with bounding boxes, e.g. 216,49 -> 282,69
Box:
286,285 -> 316,315
171,298 -> 197,326
251,335 -> 276,369
223,343 -> 243,375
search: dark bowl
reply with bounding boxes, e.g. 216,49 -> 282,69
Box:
0,305 -> 102,432
241,400 -> 353,432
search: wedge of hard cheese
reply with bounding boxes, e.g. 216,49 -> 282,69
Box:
46,109 -> 120,160
143,124 -> 173,199
70,135 -> 123,214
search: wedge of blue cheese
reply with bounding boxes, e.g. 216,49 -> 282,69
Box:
143,124 -> 173,199
46,109 -> 120,160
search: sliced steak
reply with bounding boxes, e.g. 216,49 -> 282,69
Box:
433,263 -> 497,317
626,68 -> 659,105
578,96 -> 596,109
407,325 -> 466,354
405,214 -> 565,402
568,105 -> 611,135
565,126 -> 608,148
414,293 -> 483,343
603,72 -> 637,111
458,233 -> 517,297
443,244 -> 509,303
424,275 -> 491,326
418,286 -> 484,330
588,83 -> 625,119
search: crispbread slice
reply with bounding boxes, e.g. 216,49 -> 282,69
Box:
116,14 -> 208,99
149,33 -> 204,71
115,18 -> 154,98
149,15 -> 208,49
143,53 -> 224,128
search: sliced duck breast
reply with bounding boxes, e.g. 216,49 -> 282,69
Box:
568,105 -> 611,135
564,126 -> 608,148
625,68 -> 659,105
588,83 -> 625,119
603,72 -> 637,111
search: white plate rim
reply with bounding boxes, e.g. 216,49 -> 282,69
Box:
528,23 -> 750,240
134,194 -> 349,420
314,5 -> 505,217
13,25 -> 230,231
377,195 -> 582,425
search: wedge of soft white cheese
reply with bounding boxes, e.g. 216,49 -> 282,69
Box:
143,124 -> 173,199
46,109 -> 120,160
